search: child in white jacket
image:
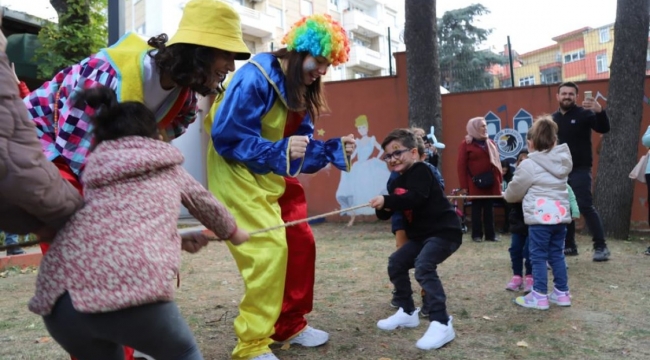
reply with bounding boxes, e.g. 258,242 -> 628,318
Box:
504,116 -> 573,310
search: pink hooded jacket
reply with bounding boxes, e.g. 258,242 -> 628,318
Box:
29,136 -> 237,314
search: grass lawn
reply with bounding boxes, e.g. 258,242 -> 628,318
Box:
1,222 -> 649,359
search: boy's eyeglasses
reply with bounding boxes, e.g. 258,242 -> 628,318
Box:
382,148 -> 412,162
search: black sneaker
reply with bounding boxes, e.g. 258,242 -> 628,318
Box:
564,247 -> 579,256
472,237 -> 483,242
593,246 -> 611,262
644,247 -> 650,256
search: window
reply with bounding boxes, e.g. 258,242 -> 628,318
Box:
351,33 -> 371,48
301,0 -> 313,16
540,68 -> 561,84
269,6 -> 283,28
599,28 -> 610,43
563,50 -> 585,64
596,54 -> 609,73
329,0 -> 339,9
518,76 -> 535,86
136,23 -> 146,35
354,71 -> 370,79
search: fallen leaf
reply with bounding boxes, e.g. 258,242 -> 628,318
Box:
0,271 -> 7,278
280,343 -> 291,350
609,285 -> 618,289
378,358 -> 392,360
571,326 -> 578,331
35,337 -> 52,344
380,343 -> 389,349
517,340 -> 529,348
482,316 -> 492,320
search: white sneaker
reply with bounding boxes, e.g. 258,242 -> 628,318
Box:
133,350 -> 155,360
288,326 -> 329,347
416,316 -> 455,350
377,307 -> 420,330
251,353 -> 279,360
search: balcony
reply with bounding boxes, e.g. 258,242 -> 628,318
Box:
346,44 -> 387,71
342,10 -> 384,38
231,3 -> 275,38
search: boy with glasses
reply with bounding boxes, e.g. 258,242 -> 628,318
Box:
370,129 -> 462,350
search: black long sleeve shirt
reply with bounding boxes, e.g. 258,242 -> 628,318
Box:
376,162 -> 462,243
552,105 -> 610,168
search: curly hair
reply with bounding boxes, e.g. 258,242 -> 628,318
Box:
147,34 -> 225,96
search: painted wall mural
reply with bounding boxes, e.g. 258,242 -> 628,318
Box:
335,115 -> 391,220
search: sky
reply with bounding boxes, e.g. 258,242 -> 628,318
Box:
2,0 -> 618,54
436,0 -> 618,53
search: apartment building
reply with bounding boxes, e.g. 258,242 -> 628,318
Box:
497,23 -> 632,89
125,0 -> 405,81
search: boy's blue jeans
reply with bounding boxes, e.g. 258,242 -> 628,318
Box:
528,224 -> 569,294
509,233 -> 531,277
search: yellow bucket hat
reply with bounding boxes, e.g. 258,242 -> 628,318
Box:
167,0 -> 251,60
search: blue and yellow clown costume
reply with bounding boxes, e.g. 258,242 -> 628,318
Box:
205,14 -> 351,360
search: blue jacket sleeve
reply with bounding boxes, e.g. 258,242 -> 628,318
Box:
294,116 -> 350,174
211,67 -> 291,176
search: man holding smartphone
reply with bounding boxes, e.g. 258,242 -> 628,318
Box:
552,82 -> 611,262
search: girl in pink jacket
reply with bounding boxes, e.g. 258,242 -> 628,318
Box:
29,86 -> 248,360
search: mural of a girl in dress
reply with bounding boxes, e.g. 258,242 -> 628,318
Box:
336,115 -> 391,225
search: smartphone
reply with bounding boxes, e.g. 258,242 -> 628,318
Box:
584,91 -> 593,99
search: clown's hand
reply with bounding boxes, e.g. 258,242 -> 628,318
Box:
369,195 -> 385,209
342,134 -> 356,156
289,135 -> 309,160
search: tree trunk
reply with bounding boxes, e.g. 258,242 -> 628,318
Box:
404,0 -> 442,154
594,0 -> 650,239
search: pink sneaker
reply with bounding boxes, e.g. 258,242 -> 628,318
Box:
505,275 -> 523,291
523,275 -> 533,293
514,290 -> 549,310
549,288 -> 572,306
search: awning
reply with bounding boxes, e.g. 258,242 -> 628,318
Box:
5,33 -> 42,80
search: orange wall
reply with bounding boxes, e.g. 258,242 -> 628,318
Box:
306,52 -> 650,228
562,38 -> 585,53
585,50 -> 609,80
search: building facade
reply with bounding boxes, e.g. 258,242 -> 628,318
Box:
125,0 -> 405,81
497,23 -> 644,89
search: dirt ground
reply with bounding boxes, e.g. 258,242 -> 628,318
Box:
1,222 -> 649,360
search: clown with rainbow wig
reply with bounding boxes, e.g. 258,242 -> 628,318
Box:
204,14 -> 354,360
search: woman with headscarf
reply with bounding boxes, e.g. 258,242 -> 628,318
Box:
457,117 -> 503,242
205,13 -> 355,360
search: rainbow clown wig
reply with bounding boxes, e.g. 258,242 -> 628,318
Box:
282,14 -> 350,66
